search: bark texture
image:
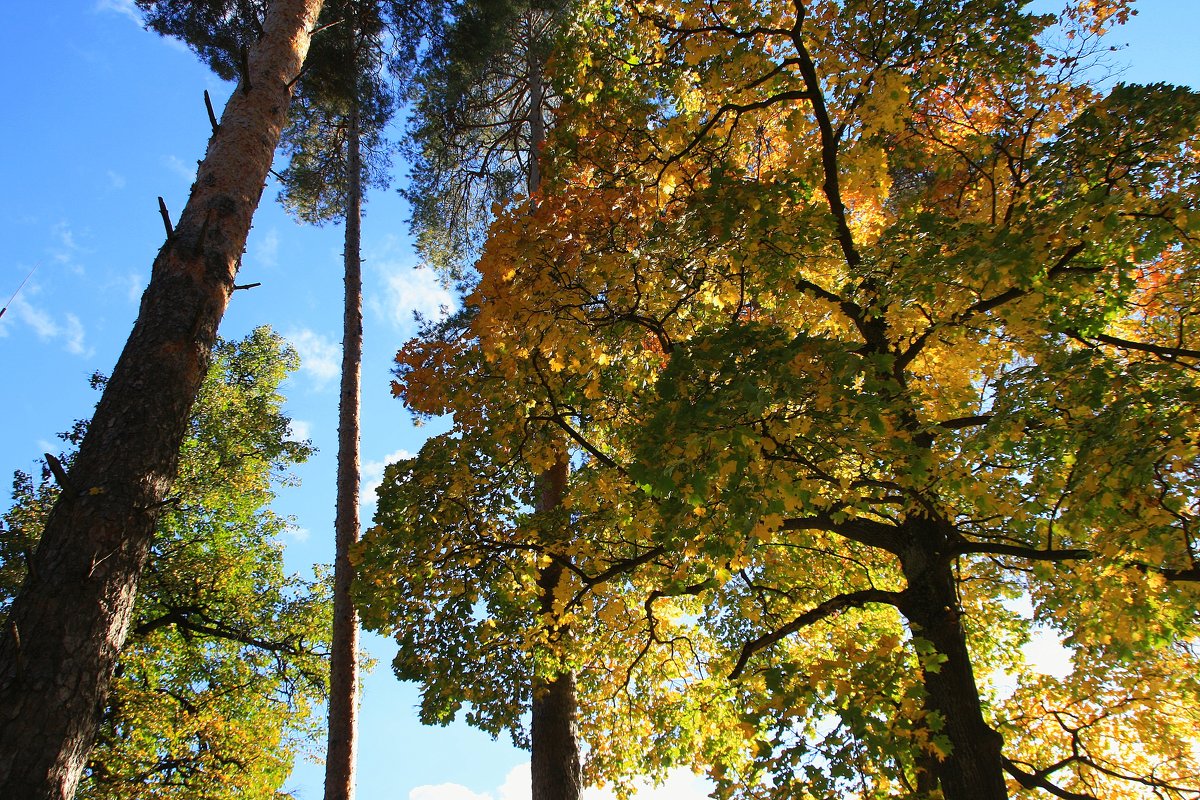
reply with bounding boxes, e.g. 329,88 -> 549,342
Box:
531,669 -> 582,800
323,10 -> 362,799
532,456 -> 581,800
0,1 -> 324,796
899,518 -> 1008,800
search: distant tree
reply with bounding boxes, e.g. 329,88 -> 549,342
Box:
362,3 -> 587,800
276,2 -> 395,796
1,328 -> 328,800
0,1 -> 325,796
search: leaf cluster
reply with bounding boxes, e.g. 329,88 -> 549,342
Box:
0,327 -> 330,800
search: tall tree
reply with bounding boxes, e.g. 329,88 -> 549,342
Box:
0,1 -> 324,796
279,7 -> 367,798
365,0 -> 1200,798
276,1 -> 394,795
371,3 -> 584,798
2,328 -> 329,800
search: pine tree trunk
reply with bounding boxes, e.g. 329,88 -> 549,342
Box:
900,519 -> 1008,800
323,6 -> 362,799
0,1 -> 324,796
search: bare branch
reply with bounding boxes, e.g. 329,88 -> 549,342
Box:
1002,757 -> 1099,800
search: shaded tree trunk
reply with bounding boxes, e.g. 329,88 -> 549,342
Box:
900,518 -> 1008,800
324,5 -> 363,799
0,1 -> 324,796
532,454 -> 582,800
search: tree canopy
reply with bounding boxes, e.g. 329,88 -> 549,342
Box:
358,0 -> 1200,798
1,327 -> 329,800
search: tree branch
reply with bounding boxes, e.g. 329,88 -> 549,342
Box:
729,588 -> 904,679
953,542 -> 1093,562
781,513 -> 904,554
1002,756 -> 1099,800
1068,330 -> 1200,361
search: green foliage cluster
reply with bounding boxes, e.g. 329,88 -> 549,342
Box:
1,327 -> 329,800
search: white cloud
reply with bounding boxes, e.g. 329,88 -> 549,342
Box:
378,266 -> 455,332
106,170 -> 127,190
94,0 -> 139,24
361,448 -> 413,513
2,293 -> 91,357
51,221 -> 89,273
62,313 -> 88,355
411,764 -> 712,800
289,419 -> 312,443
365,234 -> 456,333
163,154 -> 196,183
250,227 -> 280,270
412,784 -> 492,800
124,272 -> 144,303
286,328 -> 340,387
281,526 -> 311,544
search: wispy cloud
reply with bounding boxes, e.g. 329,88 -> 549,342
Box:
289,418 -> 313,443
124,272 -> 144,303
106,170 -> 127,190
379,266 -> 455,331
410,765 -> 712,800
250,227 -> 280,270
361,448 -> 413,513
1,293 -> 91,356
365,235 -> 456,333
280,526 -> 311,544
94,0 -> 139,24
50,221 -> 89,274
163,154 -> 196,183
286,328 -> 340,388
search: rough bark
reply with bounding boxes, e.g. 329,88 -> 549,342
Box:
899,517 -> 1008,800
323,8 -> 362,799
531,669 -> 582,800
0,1 -> 324,796
531,455 -> 582,800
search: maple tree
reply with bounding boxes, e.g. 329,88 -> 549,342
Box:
361,0 -> 1200,798
370,3 -> 588,800
1,328 -> 329,800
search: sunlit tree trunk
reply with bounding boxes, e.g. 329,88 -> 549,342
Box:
0,1 -> 324,796
324,4 -> 363,799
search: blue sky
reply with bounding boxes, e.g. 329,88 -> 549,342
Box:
1,2 -> 1198,799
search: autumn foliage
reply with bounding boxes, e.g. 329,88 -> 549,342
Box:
357,0 -> 1200,798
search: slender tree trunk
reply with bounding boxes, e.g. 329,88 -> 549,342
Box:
0,1 -> 324,797
324,6 -> 362,799
900,518 -> 1008,800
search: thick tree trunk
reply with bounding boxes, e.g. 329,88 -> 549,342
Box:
531,455 -> 582,800
900,518 -> 1008,800
324,9 -> 362,800
531,669 -> 582,800
0,1 -> 324,797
